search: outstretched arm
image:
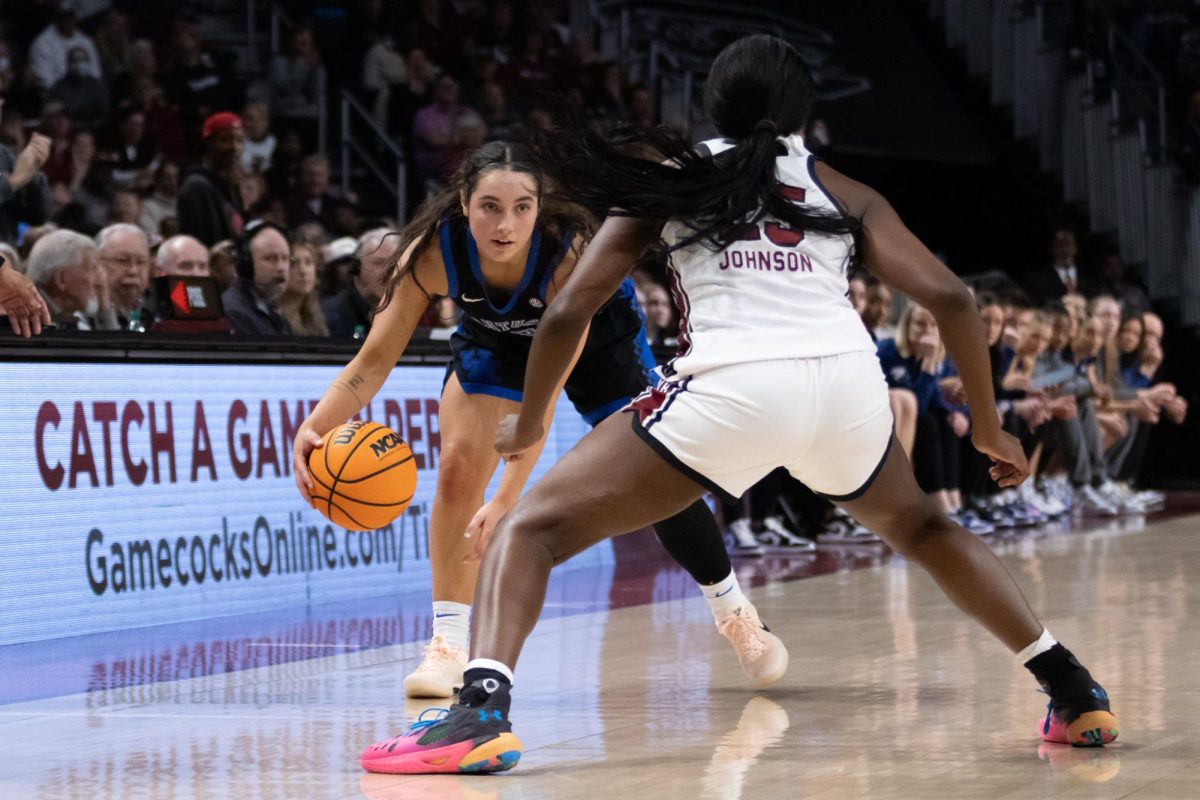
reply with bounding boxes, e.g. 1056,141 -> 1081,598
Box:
466,322 -> 589,560
817,161 -> 1027,487
495,216 -> 662,457
292,239 -> 447,502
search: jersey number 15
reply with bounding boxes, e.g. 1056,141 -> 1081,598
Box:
737,186 -> 806,247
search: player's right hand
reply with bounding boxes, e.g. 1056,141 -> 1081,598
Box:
292,426 -> 325,505
972,429 -> 1029,488
463,497 -> 514,564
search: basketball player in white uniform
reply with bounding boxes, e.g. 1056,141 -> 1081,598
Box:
357,35 -> 1118,775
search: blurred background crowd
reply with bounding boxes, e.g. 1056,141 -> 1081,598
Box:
0,0 -> 1196,547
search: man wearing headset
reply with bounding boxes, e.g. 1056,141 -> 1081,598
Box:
221,220 -> 293,336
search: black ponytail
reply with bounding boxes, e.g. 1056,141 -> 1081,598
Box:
527,35 -> 861,264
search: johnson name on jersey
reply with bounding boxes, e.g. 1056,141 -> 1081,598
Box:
660,134 -> 876,376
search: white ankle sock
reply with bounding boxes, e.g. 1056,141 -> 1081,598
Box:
466,658 -> 514,684
1015,628 -> 1057,663
701,570 -> 748,622
431,601 -> 470,652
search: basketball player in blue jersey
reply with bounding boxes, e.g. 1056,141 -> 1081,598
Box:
360,36 -> 1119,775
292,141 -> 790,705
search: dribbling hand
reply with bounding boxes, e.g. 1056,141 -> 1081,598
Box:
494,414 -> 542,461
463,497 -> 513,564
292,427 -> 325,505
972,429 -> 1030,488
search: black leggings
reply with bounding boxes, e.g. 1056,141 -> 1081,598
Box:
912,412 -> 960,493
652,499 -> 733,585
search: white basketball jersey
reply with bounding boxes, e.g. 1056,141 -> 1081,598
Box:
660,134 -> 876,377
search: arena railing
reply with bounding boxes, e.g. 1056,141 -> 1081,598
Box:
1033,3 -> 1068,173
240,0 -> 400,219
1061,71 -> 1089,205
1081,70 -> 1118,234
339,89 -> 407,226
240,0 -> 329,161
1106,24 -> 1170,158
927,1 -> 1198,327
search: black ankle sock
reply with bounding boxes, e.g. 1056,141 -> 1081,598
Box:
459,668 -> 512,707
1024,643 -> 1084,693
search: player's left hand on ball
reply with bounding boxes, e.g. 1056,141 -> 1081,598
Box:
494,414 -> 542,461
463,498 -> 513,563
292,427 -> 325,506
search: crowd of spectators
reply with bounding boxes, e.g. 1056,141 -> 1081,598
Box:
346,0 -> 659,202
860,227 -> 1186,535
0,4 -> 1190,520
709,224 -> 1190,554
0,0 -> 661,339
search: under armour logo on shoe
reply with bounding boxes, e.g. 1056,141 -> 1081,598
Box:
478,709 -> 503,723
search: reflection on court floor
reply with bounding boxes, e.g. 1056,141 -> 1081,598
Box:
2,503 -> 1198,799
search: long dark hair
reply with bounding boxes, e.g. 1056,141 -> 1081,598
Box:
529,35 -> 861,262
378,140 -> 595,311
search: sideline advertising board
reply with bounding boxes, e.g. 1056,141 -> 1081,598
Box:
0,362 -> 604,645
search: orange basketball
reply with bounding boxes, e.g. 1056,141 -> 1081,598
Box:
308,420 -> 418,531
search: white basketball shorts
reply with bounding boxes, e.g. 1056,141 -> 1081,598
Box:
626,351 -> 894,504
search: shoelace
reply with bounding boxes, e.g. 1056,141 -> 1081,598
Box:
413,640 -> 459,673
410,707 -> 451,733
718,611 -> 767,660
372,708 -> 451,750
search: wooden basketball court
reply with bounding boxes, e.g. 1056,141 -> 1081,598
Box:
3,508 -> 1196,799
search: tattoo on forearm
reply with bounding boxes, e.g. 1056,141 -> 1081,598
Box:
348,373 -> 364,390
333,378 -> 364,406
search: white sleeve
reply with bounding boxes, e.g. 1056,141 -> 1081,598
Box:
28,33 -> 59,89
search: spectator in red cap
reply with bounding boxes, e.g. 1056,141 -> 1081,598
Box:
176,112 -> 246,246
202,112 -> 242,140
